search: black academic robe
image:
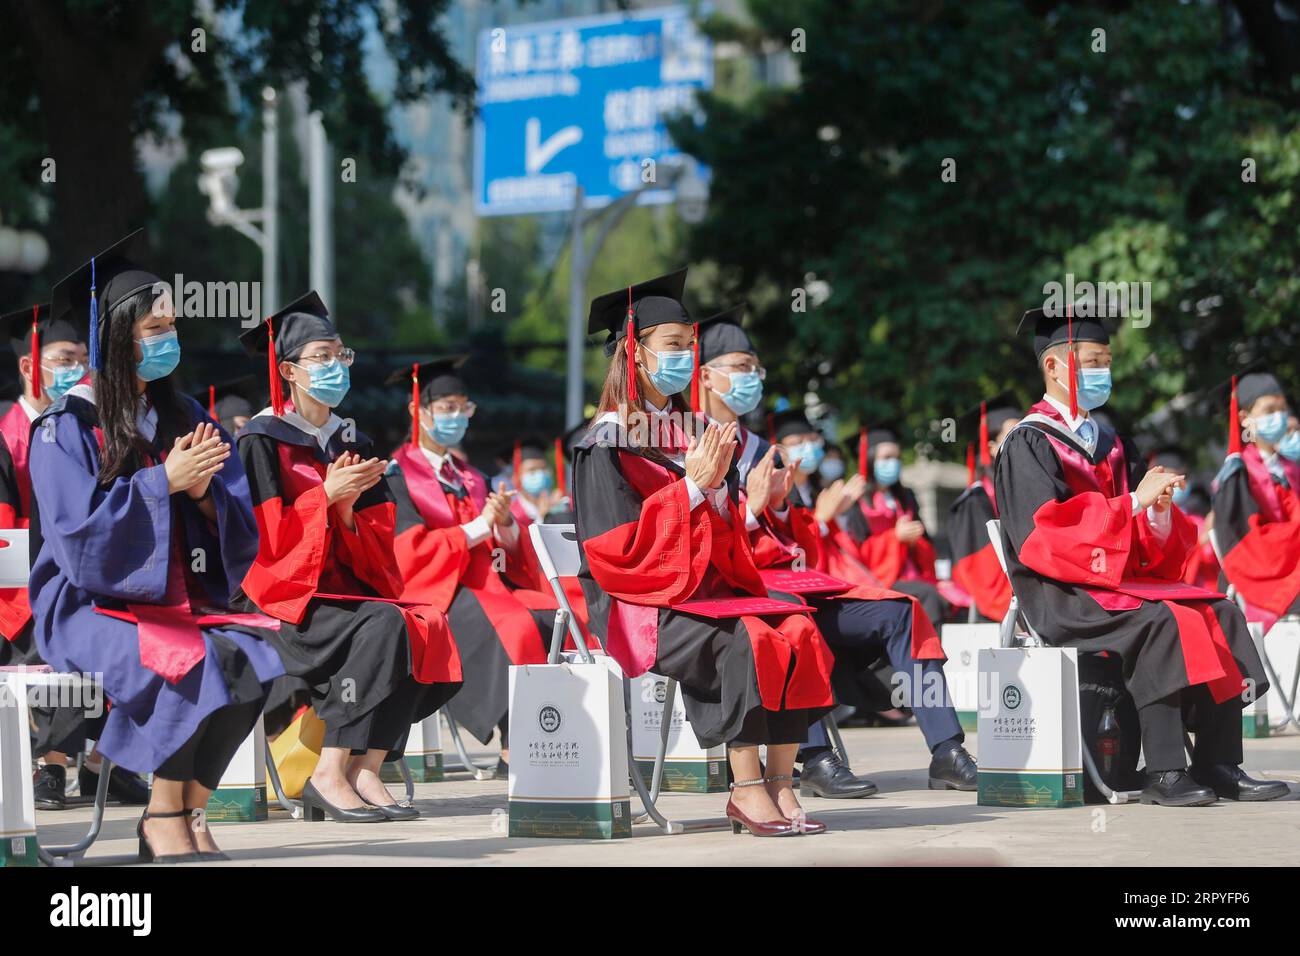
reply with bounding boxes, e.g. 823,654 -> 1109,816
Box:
1211,444 -> 1300,621
237,411 -> 462,732
386,442 -> 556,745
995,401 -> 1266,709
572,416 -> 834,749
948,477 -> 1012,622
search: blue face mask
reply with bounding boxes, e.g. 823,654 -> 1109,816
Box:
874,458 -> 902,487
1278,430 -> 1300,462
427,413 -> 468,448
717,370 -> 764,415
1171,485 -> 1192,507
787,441 -> 825,472
818,458 -> 846,482
1254,411 -> 1288,445
136,331 -> 181,382
1075,366 -> 1112,411
44,363 -> 85,400
521,470 -> 552,496
301,359 -> 350,408
641,346 -> 695,397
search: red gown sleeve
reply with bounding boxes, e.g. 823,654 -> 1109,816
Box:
1213,460 -> 1300,614
387,466 -> 471,612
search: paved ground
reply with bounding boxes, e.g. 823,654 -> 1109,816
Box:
33,723 -> 1300,867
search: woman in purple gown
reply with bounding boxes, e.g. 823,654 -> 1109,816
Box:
29,233 -> 285,862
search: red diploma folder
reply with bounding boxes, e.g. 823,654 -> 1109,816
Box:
758,569 -> 851,596
669,597 -> 812,618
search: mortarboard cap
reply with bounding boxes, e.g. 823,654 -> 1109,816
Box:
587,267 -> 690,406
772,408 -> 818,443
1017,304 -> 1111,359
239,290 -> 337,416
1236,372 -> 1284,412
697,303 -> 755,365
50,230 -> 161,371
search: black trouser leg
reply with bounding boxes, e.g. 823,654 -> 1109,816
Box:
733,707 -> 810,746
191,700 -> 264,791
1186,686 -> 1244,768
1139,692 -> 1188,772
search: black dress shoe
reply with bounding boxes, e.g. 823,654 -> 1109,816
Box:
799,749 -> 878,798
1140,770 -> 1217,807
33,764 -> 67,810
374,803 -> 420,821
81,764 -> 150,805
301,780 -> 386,822
928,742 -> 978,791
1191,764 -> 1291,802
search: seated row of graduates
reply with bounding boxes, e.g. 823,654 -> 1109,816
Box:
1,238 -> 982,852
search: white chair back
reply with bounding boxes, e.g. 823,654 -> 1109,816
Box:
528,522 -> 583,582
0,529 -> 30,589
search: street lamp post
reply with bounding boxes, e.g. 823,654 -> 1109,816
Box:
198,86 -> 280,317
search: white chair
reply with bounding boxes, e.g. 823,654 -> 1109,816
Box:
985,519 -> 1145,805
0,529 -> 115,864
529,522 -> 729,835
1208,528 -> 1300,732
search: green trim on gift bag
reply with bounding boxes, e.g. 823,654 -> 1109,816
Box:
509,798 -> 631,839
0,834 -> 39,867
977,770 -> 1084,808
206,784 -> 268,822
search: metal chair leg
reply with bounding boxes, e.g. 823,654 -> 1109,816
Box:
1081,742 -> 1142,805
633,676 -> 676,822
397,757 -> 415,805
263,737 -> 303,818
822,714 -> 852,771
40,757 -> 114,863
442,712 -> 497,780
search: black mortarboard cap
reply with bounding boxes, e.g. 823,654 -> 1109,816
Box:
1017,304 -> 1111,358
698,303 -> 755,365
587,267 -> 689,353
238,291 -> 337,363
383,355 -> 469,404
1236,372 -> 1284,412
1,303 -> 83,358
50,230 -> 161,370
772,408 -> 818,443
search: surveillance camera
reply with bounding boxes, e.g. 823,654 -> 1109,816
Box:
200,147 -> 246,175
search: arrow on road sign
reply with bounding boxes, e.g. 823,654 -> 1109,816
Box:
525,117 -> 583,175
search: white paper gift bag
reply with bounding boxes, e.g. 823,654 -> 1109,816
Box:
381,713 -> 445,783
1261,620 -> 1298,732
0,672 -> 38,866
508,658 -> 630,839
207,719 -> 268,822
939,624 -> 1001,732
977,647 -> 1084,808
629,672 -> 726,793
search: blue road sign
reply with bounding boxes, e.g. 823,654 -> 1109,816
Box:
474,6 -> 712,216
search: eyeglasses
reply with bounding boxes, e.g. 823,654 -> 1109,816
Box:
40,354 -> 85,369
429,400 -> 477,418
295,347 -> 355,368
709,361 -> 766,380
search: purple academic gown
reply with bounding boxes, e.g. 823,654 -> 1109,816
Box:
27,385 -> 284,773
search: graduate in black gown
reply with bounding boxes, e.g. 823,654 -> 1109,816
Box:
995,305 -> 1287,805
572,269 -> 836,837
236,292 -> 462,823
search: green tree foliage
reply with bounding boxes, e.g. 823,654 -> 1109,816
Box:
674,0 -> 1300,466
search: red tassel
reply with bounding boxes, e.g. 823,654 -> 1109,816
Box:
411,363 -> 421,448
1066,303 -> 1078,420
625,315 -> 638,405
979,401 -> 990,469
555,436 -> 566,499
858,426 -> 868,479
1229,375 -> 1242,455
690,322 -> 701,413
512,439 -> 522,490
767,412 -> 776,445
30,307 -> 41,401
966,441 -> 976,486
208,385 -> 217,421
266,318 -> 285,416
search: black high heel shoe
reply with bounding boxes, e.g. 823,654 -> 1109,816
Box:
186,808 -> 231,861
301,779 -> 386,822
137,810 -> 202,864
373,802 -> 420,821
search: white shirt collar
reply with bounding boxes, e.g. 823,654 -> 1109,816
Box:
1042,393 -> 1092,432
279,409 -> 342,452
18,396 -> 39,422
421,445 -> 464,480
